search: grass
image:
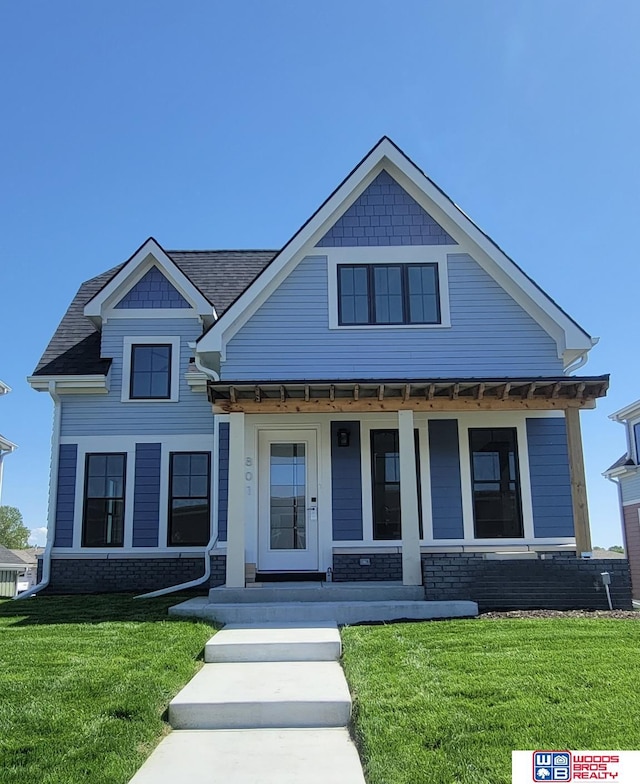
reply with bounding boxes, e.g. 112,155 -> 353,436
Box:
0,595 -> 214,784
341,618 -> 640,784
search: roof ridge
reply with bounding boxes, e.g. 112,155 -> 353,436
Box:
167,249 -> 279,254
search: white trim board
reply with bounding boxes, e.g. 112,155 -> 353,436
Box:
196,138 -> 593,366
84,238 -> 216,325
121,336 -> 181,403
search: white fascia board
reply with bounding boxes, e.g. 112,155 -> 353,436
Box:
0,380 -> 11,395
609,399 -> 640,423
0,435 -> 17,452
83,237 -> 216,322
196,137 -> 592,360
378,147 -> 593,356
27,374 -> 110,394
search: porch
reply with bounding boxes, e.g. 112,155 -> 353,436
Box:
208,376 -> 608,589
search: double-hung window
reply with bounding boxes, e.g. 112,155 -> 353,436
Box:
168,452 -> 211,546
469,428 -> 523,538
338,263 -> 440,325
82,453 -> 126,547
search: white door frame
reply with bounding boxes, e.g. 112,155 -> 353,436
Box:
257,428 -> 320,571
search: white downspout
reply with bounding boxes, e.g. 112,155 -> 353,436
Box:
564,351 -> 589,375
15,381 -> 61,599
136,355 -> 220,599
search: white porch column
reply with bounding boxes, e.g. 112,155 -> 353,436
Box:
225,412 -> 246,588
398,410 -> 422,586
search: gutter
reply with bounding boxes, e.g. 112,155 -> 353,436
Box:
14,381 -> 61,599
135,412 -> 222,599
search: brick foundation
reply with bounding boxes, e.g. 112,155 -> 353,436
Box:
39,554 -> 226,594
331,551 -> 632,610
332,553 -> 402,581
421,553 -> 633,611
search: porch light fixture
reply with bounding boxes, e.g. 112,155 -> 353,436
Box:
337,428 -> 350,448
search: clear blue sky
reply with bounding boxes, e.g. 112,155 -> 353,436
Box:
1,1 -> 638,547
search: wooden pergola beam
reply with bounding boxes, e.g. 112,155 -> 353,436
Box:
565,407 -> 592,556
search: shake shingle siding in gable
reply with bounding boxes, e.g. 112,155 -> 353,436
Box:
317,170 -> 457,247
221,254 -> 563,380
115,267 -> 190,309
59,318 -> 213,437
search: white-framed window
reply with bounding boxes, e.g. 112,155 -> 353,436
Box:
326,247 -> 451,330
121,336 -> 180,403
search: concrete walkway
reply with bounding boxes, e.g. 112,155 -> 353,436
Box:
129,622 -> 366,784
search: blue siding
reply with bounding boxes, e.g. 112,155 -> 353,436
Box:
217,422 -> 229,542
526,417 -> 574,537
115,267 -> 190,309
222,254 -> 563,379
60,318 -> 213,436
330,421 -> 363,541
429,420 -> 464,539
132,443 -> 161,547
54,444 -> 77,547
317,170 -> 456,247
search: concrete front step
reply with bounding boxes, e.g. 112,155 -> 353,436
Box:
170,596 -> 478,624
128,728 -> 366,784
205,622 -> 341,663
169,661 -> 351,729
208,581 -> 425,604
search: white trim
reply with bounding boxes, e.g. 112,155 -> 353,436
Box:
610,398 -> 640,423
50,548 -> 225,558
106,309 -> 204,321
196,138 -> 592,364
326,247 -> 451,330
622,497 -> 640,507
333,541 -> 576,553
28,374 -> 110,395
185,370 -> 208,393
121,336 -> 180,403
69,434 -> 215,553
84,238 -> 216,324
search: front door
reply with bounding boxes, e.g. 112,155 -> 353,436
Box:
258,429 -> 319,572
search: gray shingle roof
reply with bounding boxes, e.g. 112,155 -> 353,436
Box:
605,453 -> 636,473
0,545 -> 27,567
33,250 -> 278,376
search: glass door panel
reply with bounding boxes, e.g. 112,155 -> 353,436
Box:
270,443 -> 306,550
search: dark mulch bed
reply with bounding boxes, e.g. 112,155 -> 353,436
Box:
480,608 -> 639,619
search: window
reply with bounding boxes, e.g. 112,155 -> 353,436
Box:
371,429 -> 423,540
82,453 -> 126,547
469,428 -> 523,538
168,452 -> 211,546
338,264 -> 440,325
129,344 -> 171,399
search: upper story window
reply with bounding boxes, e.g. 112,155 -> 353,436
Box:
121,336 -> 180,403
338,263 -> 440,326
82,453 -> 126,547
130,344 -> 171,399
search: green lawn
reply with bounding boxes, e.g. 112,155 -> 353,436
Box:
341,618 -> 640,784
0,595 -> 214,784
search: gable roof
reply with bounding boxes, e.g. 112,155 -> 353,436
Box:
196,137 -> 594,366
33,249 -> 277,376
0,544 -> 26,568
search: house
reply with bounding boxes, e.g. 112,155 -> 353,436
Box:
0,545 -> 26,598
26,138 -> 632,610
11,548 -> 43,592
0,380 -> 17,503
604,399 -> 640,601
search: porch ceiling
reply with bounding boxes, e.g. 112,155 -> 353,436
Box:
208,375 -> 609,413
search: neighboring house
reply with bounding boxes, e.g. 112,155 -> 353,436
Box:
27,138 -> 631,609
604,399 -> 640,601
0,545 -> 26,598
11,548 -> 43,592
0,380 -> 18,503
